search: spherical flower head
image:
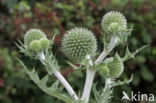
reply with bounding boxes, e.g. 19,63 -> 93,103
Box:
101,11 -> 127,35
24,29 -> 46,47
29,40 -> 41,52
107,54 -> 124,78
62,27 -> 97,62
39,38 -> 50,50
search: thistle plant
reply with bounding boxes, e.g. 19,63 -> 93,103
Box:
17,11 -> 148,103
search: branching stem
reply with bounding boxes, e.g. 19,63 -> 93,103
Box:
38,52 -> 78,100
81,37 -> 118,103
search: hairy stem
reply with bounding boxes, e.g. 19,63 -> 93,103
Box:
38,52 -> 78,100
81,37 -> 118,102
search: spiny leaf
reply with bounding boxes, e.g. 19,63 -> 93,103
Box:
44,50 -> 60,74
92,83 -> 100,101
18,59 -> 75,103
50,80 -> 60,91
40,75 -> 49,87
103,57 -> 114,64
110,74 -> 133,87
133,44 -> 149,56
98,87 -> 113,103
67,61 -> 79,70
122,45 -> 149,62
49,33 -> 57,47
15,39 -> 26,53
17,58 -> 30,74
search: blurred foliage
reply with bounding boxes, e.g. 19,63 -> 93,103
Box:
0,0 -> 156,103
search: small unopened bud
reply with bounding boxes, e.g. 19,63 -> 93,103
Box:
98,66 -> 110,78
29,40 -> 41,52
39,38 -> 50,50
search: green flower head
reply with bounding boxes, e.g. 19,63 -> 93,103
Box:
24,29 -> 46,47
62,27 -> 97,62
24,29 -> 51,53
107,54 -> 124,78
39,38 -> 50,50
98,65 -> 110,78
101,11 -> 127,35
29,40 -> 41,52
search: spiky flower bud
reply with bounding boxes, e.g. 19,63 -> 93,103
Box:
24,29 -> 46,47
62,27 -> 97,62
24,29 -> 51,54
39,38 -> 50,50
107,54 -> 124,78
98,66 -> 110,78
29,40 -> 41,52
101,11 -> 127,35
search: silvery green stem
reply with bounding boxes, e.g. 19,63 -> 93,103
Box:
38,52 -> 46,65
81,37 -> 118,103
81,68 -> 95,102
107,36 -> 118,52
38,52 -> 78,100
54,71 -> 78,100
81,55 -> 94,102
95,36 -> 118,64
103,78 -> 112,94
86,55 -> 93,66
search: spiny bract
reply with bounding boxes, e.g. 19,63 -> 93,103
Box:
62,27 -> 97,62
101,11 -> 127,35
24,29 -> 46,47
107,54 -> 124,78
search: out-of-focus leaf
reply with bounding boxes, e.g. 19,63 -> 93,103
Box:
140,65 -> 154,82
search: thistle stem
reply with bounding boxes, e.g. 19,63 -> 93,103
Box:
54,71 -> 78,100
95,36 -> 118,64
103,78 -> 112,94
38,52 -> 78,100
81,37 -> 118,102
81,68 -> 95,102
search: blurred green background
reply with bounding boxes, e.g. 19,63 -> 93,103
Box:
0,0 -> 156,103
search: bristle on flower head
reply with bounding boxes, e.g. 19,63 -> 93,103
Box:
101,11 -> 127,35
62,27 -> 97,62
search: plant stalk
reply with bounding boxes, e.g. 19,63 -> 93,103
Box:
54,71 -> 78,100
39,52 -> 78,100
81,68 -> 95,102
81,37 -> 118,102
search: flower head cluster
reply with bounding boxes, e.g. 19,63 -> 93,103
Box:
24,29 -> 50,52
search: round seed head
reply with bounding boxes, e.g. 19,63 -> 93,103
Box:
62,27 -> 97,62
107,54 -> 124,78
24,29 -> 46,47
29,40 -> 41,52
101,11 -> 127,34
39,38 -> 50,50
